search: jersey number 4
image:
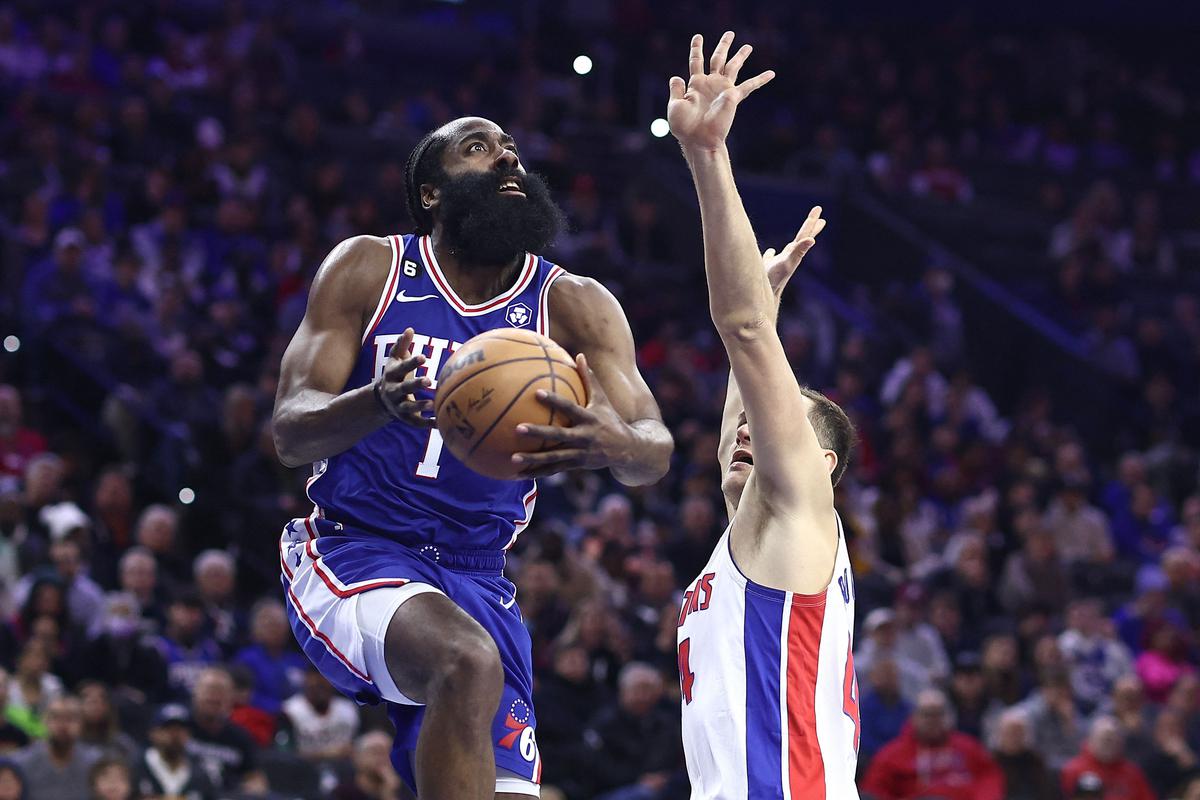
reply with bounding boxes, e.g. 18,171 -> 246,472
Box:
843,641 -> 860,755
678,638 -> 695,704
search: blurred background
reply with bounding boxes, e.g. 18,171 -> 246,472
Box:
1,1 -> 1198,799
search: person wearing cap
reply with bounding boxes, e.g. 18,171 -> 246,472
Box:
862,687 -> 1004,800
1043,474 -> 1116,572
855,607 -> 932,704
134,704 -> 216,800
154,590 -> 222,700
1059,716 -> 1154,800
20,227 -> 102,331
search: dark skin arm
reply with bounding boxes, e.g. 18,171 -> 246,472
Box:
272,236 -> 433,468
513,274 -> 673,486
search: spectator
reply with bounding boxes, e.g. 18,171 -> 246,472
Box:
584,662 -> 683,800
1043,478 -> 1116,572
0,669 -> 30,754
989,708 -> 1057,800
0,387 -> 47,481
193,550 -> 242,655
281,667 -> 359,763
88,757 -> 134,800
858,658 -> 911,765
77,682 -> 138,763
80,592 -> 169,704
14,538 -> 105,633
1139,707 -> 1198,797
1014,666 -> 1085,772
892,584 -> 951,685
133,506 -> 188,589
12,695 -> 99,800
332,731 -> 401,800
1103,675 -> 1154,764
6,642 -> 61,737
862,688 -> 1005,800
1059,716 -> 1154,800
535,643 -> 613,798
233,599 -> 305,715
0,761 -> 25,800
155,591 -> 222,699
187,667 -> 261,793
1134,622 -> 1195,703
134,704 -> 216,800
1058,599 -> 1133,713
854,608 -> 930,704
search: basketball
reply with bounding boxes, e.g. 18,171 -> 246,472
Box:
434,329 -> 587,480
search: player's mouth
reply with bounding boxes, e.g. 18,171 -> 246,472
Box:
498,177 -> 526,197
731,448 -> 754,470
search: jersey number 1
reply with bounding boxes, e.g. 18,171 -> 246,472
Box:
416,429 -> 444,479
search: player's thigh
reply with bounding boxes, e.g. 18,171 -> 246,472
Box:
381,590 -> 502,703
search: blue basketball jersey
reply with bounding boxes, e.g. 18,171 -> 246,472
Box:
306,234 -> 566,552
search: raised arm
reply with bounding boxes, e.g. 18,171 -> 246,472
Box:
670,32 -> 835,517
272,236 -> 431,467
510,274 -> 673,486
717,220 -> 825,516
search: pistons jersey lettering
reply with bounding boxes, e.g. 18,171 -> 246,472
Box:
306,234 -> 566,551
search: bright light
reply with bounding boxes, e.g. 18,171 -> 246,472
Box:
573,55 -> 593,75
179,487 -> 196,505
2,336 -> 18,353
650,118 -> 670,138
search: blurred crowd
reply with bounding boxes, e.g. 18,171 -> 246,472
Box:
1,1 -> 1199,800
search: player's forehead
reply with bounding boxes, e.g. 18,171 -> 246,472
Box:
439,117 -> 514,149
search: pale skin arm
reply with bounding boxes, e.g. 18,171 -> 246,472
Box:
672,32 -> 838,589
272,236 -> 433,468
512,274 -> 673,486
718,215 -> 826,518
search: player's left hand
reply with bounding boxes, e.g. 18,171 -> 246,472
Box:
510,353 -> 635,478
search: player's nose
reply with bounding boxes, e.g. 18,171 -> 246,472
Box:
494,146 -> 520,172
736,423 -> 750,446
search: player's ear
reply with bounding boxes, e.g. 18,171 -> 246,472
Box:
824,450 -> 838,479
420,184 -> 439,213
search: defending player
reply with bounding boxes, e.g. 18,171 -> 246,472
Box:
669,33 -> 860,797
271,117 -> 672,800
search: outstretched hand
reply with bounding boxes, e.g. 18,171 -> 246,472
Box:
667,31 -> 775,153
763,206 -> 827,297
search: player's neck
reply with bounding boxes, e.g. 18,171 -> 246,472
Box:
429,232 -> 525,305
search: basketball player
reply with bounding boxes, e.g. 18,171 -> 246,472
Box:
271,117 -> 672,800
668,33 -> 860,797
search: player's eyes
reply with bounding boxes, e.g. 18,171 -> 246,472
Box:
468,142 -> 486,153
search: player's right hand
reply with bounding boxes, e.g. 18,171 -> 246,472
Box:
763,206 -> 827,297
375,327 -> 436,429
667,31 -> 775,153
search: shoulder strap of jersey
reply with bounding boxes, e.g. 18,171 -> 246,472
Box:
535,257 -> 567,337
361,235 -> 403,345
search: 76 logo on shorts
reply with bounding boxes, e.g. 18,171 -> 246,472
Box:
498,699 -> 539,762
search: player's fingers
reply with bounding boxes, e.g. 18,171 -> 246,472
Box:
762,247 -> 776,261
386,353 -> 426,379
535,389 -> 592,422
669,76 -> 687,101
402,413 -> 436,430
515,423 -> 581,444
397,375 -> 432,395
737,69 -> 775,96
709,31 -> 734,74
511,447 -> 586,466
576,353 -> 601,406
688,34 -> 704,76
392,328 -> 414,360
724,44 -> 752,82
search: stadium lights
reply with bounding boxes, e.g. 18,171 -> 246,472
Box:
573,55 -> 593,75
179,487 -> 196,505
650,118 -> 670,138
2,335 -> 18,353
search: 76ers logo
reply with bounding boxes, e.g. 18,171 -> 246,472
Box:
505,302 -> 532,328
498,699 -> 538,762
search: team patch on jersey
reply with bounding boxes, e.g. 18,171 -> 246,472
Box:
505,302 -> 532,328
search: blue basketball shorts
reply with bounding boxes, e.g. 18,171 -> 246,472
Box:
280,517 -> 542,793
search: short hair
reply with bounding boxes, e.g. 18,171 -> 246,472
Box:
800,387 -> 856,486
618,662 -> 661,693
193,549 -> 235,579
404,128 -> 452,235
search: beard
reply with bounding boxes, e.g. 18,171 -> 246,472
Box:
435,169 -> 566,264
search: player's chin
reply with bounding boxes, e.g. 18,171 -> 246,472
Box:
722,465 -> 750,498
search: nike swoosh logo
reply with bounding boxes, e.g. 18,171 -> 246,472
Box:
500,595 -> 517,610
395,290 -> 438,303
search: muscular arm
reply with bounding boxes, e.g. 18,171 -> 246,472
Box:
272,236 -> 428,467
547,275 -> 673,486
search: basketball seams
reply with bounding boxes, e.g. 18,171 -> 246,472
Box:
433,355 -> 576,414
465,372 -> 562,457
